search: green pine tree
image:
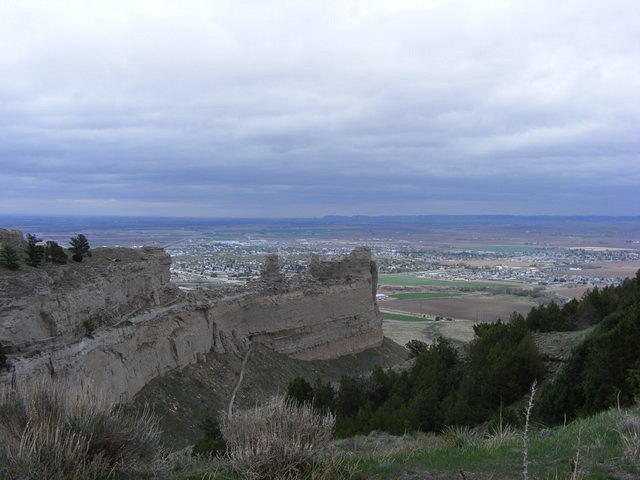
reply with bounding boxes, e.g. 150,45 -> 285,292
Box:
69,234 -> 91,262
0,245 -> 20,270
25,234 -> 44,267
287,377 -> 314,405
0,342 -> 7,370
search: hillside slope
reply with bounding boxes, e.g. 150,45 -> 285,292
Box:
133,337 -> 409,448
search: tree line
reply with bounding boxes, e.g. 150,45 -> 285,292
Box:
517,281 -> 635,332
536,271 -> 640,423
0,234 -> 91,270
287,270 -> 640,435
288,315 -> 543,437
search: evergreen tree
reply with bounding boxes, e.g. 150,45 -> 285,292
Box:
45,241 -> 68,264
311,379 -> 335,413
69,234 -> 91,262
405,339 -> 429,357
192,416 -> 226,457
24,234 -> 44,267
0,245 -> 20,270
287,377 -> 314,405
0,342 -> 7,370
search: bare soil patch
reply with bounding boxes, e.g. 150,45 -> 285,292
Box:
383,318 -> 478,346
384,296 -> 535,322
557,261 -> 640,279
439,259 -> 537,267
553,286 -> 591,300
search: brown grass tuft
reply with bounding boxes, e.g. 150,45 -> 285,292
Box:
617,412 -> 640,460
0,379 -> 161,480
222,395 -> 335,479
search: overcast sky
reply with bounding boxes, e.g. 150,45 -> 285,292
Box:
1,1 -> 638,217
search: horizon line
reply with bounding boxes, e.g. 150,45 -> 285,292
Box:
2,213 -> 640,221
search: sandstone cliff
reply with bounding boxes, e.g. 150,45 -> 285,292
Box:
0,229 -> 27,251
0,245 -> 176,346
0,234 -> 384,404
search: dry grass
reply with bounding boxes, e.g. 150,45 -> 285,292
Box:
617,412 -> 640,460
0,379 -> 161,480
222,395 -> 335,479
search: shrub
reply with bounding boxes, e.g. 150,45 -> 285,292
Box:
82,320 -> 95,337
44,241 -> 67,264
221,395 -> 334,479
0,380 -> 161,480
192,416 -> 226,457
405,339 -> 428,357
0,245 -> 20,270
287,377 -> 314,406
310,379 -> 335,413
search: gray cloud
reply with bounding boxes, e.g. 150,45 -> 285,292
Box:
0,0 -> 639,217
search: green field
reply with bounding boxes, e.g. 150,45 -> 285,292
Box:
459,245 -> 550,253
390,292 -> 460,300
382,312 -> 430,322
379,275 -> 514,288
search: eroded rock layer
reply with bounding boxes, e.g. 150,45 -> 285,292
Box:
0,232 -> 383,403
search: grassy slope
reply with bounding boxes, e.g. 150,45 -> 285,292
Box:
133,339 -> 410,448
354,408 -> 637,480
343,409 -> 631,479
168,406 -> 639,480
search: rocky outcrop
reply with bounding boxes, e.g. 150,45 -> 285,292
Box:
0,229 -> 27,251
0,237 -> 383,403
0,246 -> 177,346
260,253 -> 284,283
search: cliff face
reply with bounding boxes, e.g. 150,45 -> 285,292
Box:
0,245 -> 177,346
0,236 -> 383,403
0,229 -> 27,251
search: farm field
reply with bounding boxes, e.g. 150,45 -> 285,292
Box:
383,318 -> 478,345
383,296 -> 536,322
553,286 -> 591,300
453,244 -> 550,253
439,259 -> 537,267
389,292 -> 460,300
382,312 -> 429,322
378,275 -> 518,288
555,260 -> 640,279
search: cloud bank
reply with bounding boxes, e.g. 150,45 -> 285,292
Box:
1,0 -> 638,216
